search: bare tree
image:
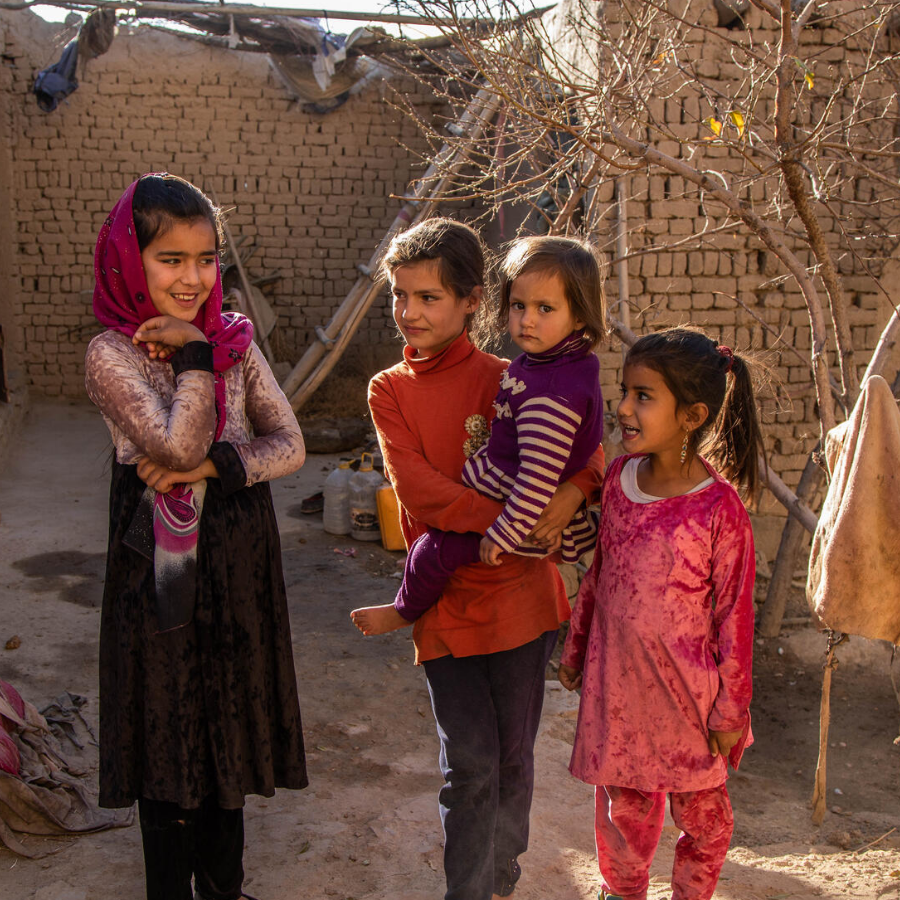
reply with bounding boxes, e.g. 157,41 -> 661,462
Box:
396,0 -> 900,402
388,0 -> 900,563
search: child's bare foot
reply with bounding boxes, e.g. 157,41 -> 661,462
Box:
350,604 -> 411,636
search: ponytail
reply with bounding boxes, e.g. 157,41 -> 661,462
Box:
703,353 -> 766,501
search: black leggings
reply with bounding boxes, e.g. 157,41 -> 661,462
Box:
138,795 -> 244,900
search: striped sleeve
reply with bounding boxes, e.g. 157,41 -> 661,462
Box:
485,395 -> 582,553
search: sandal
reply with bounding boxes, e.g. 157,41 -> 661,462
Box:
494,858 -> 522,896
299,491 -> 324,514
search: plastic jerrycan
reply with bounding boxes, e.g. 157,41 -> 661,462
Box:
376,482 -> 405,551
323,458 -> 354,535
349,452 -> 384,541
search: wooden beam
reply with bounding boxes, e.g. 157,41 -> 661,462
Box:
0,0 -> 550,28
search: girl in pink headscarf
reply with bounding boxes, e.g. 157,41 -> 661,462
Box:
85,174 -> 307,900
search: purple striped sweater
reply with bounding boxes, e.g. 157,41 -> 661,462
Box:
462,330 -> 603,562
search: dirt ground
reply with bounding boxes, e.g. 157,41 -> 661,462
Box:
1,399 -> 899,900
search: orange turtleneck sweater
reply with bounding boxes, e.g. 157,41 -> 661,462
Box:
368,331 -> 604,663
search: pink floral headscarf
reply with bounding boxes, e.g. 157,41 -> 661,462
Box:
93,174 -> 253,439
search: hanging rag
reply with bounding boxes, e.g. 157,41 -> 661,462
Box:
33,39 -> 79,113
807,375 -> 900,643
33,8 -> 116,113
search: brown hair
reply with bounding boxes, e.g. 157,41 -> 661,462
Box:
497,236 -> 608,349
380,217 -> 490,346
625,327 -> 766,501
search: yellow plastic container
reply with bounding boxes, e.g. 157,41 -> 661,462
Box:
376,483 -> 406,551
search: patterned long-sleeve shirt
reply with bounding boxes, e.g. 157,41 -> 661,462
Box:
562,454 -> 755,792
462,331 -> 603,563
85,329 -> 305,490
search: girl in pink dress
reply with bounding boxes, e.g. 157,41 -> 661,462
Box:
558,327 -> 764,900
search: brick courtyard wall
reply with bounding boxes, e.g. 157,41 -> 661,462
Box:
0,21 -> 29,460
0,21 -> 21,396
4,7 -> 900,550
542,0 -> 900,539
0,12 -> 443,397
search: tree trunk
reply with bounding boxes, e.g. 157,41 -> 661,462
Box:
758,453 -> 824,637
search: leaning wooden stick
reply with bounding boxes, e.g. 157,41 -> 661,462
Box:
219,216 -> 276,365
811,630 -> 847,825
848,827 -> 896,855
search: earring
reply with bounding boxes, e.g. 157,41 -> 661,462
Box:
680,430 -> 689,464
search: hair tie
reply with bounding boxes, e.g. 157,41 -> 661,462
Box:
717,345 -> 734,373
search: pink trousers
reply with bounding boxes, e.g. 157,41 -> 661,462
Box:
594,783 -> 733,900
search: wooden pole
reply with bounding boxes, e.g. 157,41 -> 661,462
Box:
811,631 -> 847,825
218,215 -> 275,364
862,307 -> 900,390
1,0 -> 554,27
0,0 -> 511,25
762,464 -> 819,533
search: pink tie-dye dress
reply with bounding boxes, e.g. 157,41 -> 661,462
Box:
561,454 -> 755,793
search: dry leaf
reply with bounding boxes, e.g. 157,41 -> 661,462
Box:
703,116 -> 723,137
794,57 -> 814,90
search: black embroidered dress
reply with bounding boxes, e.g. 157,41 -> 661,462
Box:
85,331 -> 307,810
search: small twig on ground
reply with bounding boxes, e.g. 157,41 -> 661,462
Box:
847,827 -> 897,855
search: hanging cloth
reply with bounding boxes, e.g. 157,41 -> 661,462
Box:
33,39 -> 79,113
807,375 -> 900,643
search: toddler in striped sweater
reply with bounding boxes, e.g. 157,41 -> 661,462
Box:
352,234 -> 607,636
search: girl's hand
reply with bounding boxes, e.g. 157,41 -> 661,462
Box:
707,729 -> 743,758
528,481 -> 585,549
142,340 -> 179,361
133,316 -> 208,359
479,536 -> 504,566
558,664 -> 582,691
136,456 -> 218,494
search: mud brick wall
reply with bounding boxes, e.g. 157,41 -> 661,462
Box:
3,7 -> 900,529
0,12 -> 442,398
548,0 -> 900,524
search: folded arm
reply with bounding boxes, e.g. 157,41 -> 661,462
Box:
223,343 -> 306,490
85,333 -> 216,471
529,444 -> 604,549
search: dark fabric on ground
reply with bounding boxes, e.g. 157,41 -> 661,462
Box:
99,462 -> 307,810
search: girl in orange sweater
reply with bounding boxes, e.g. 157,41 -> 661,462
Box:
351,218 -> 603,900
